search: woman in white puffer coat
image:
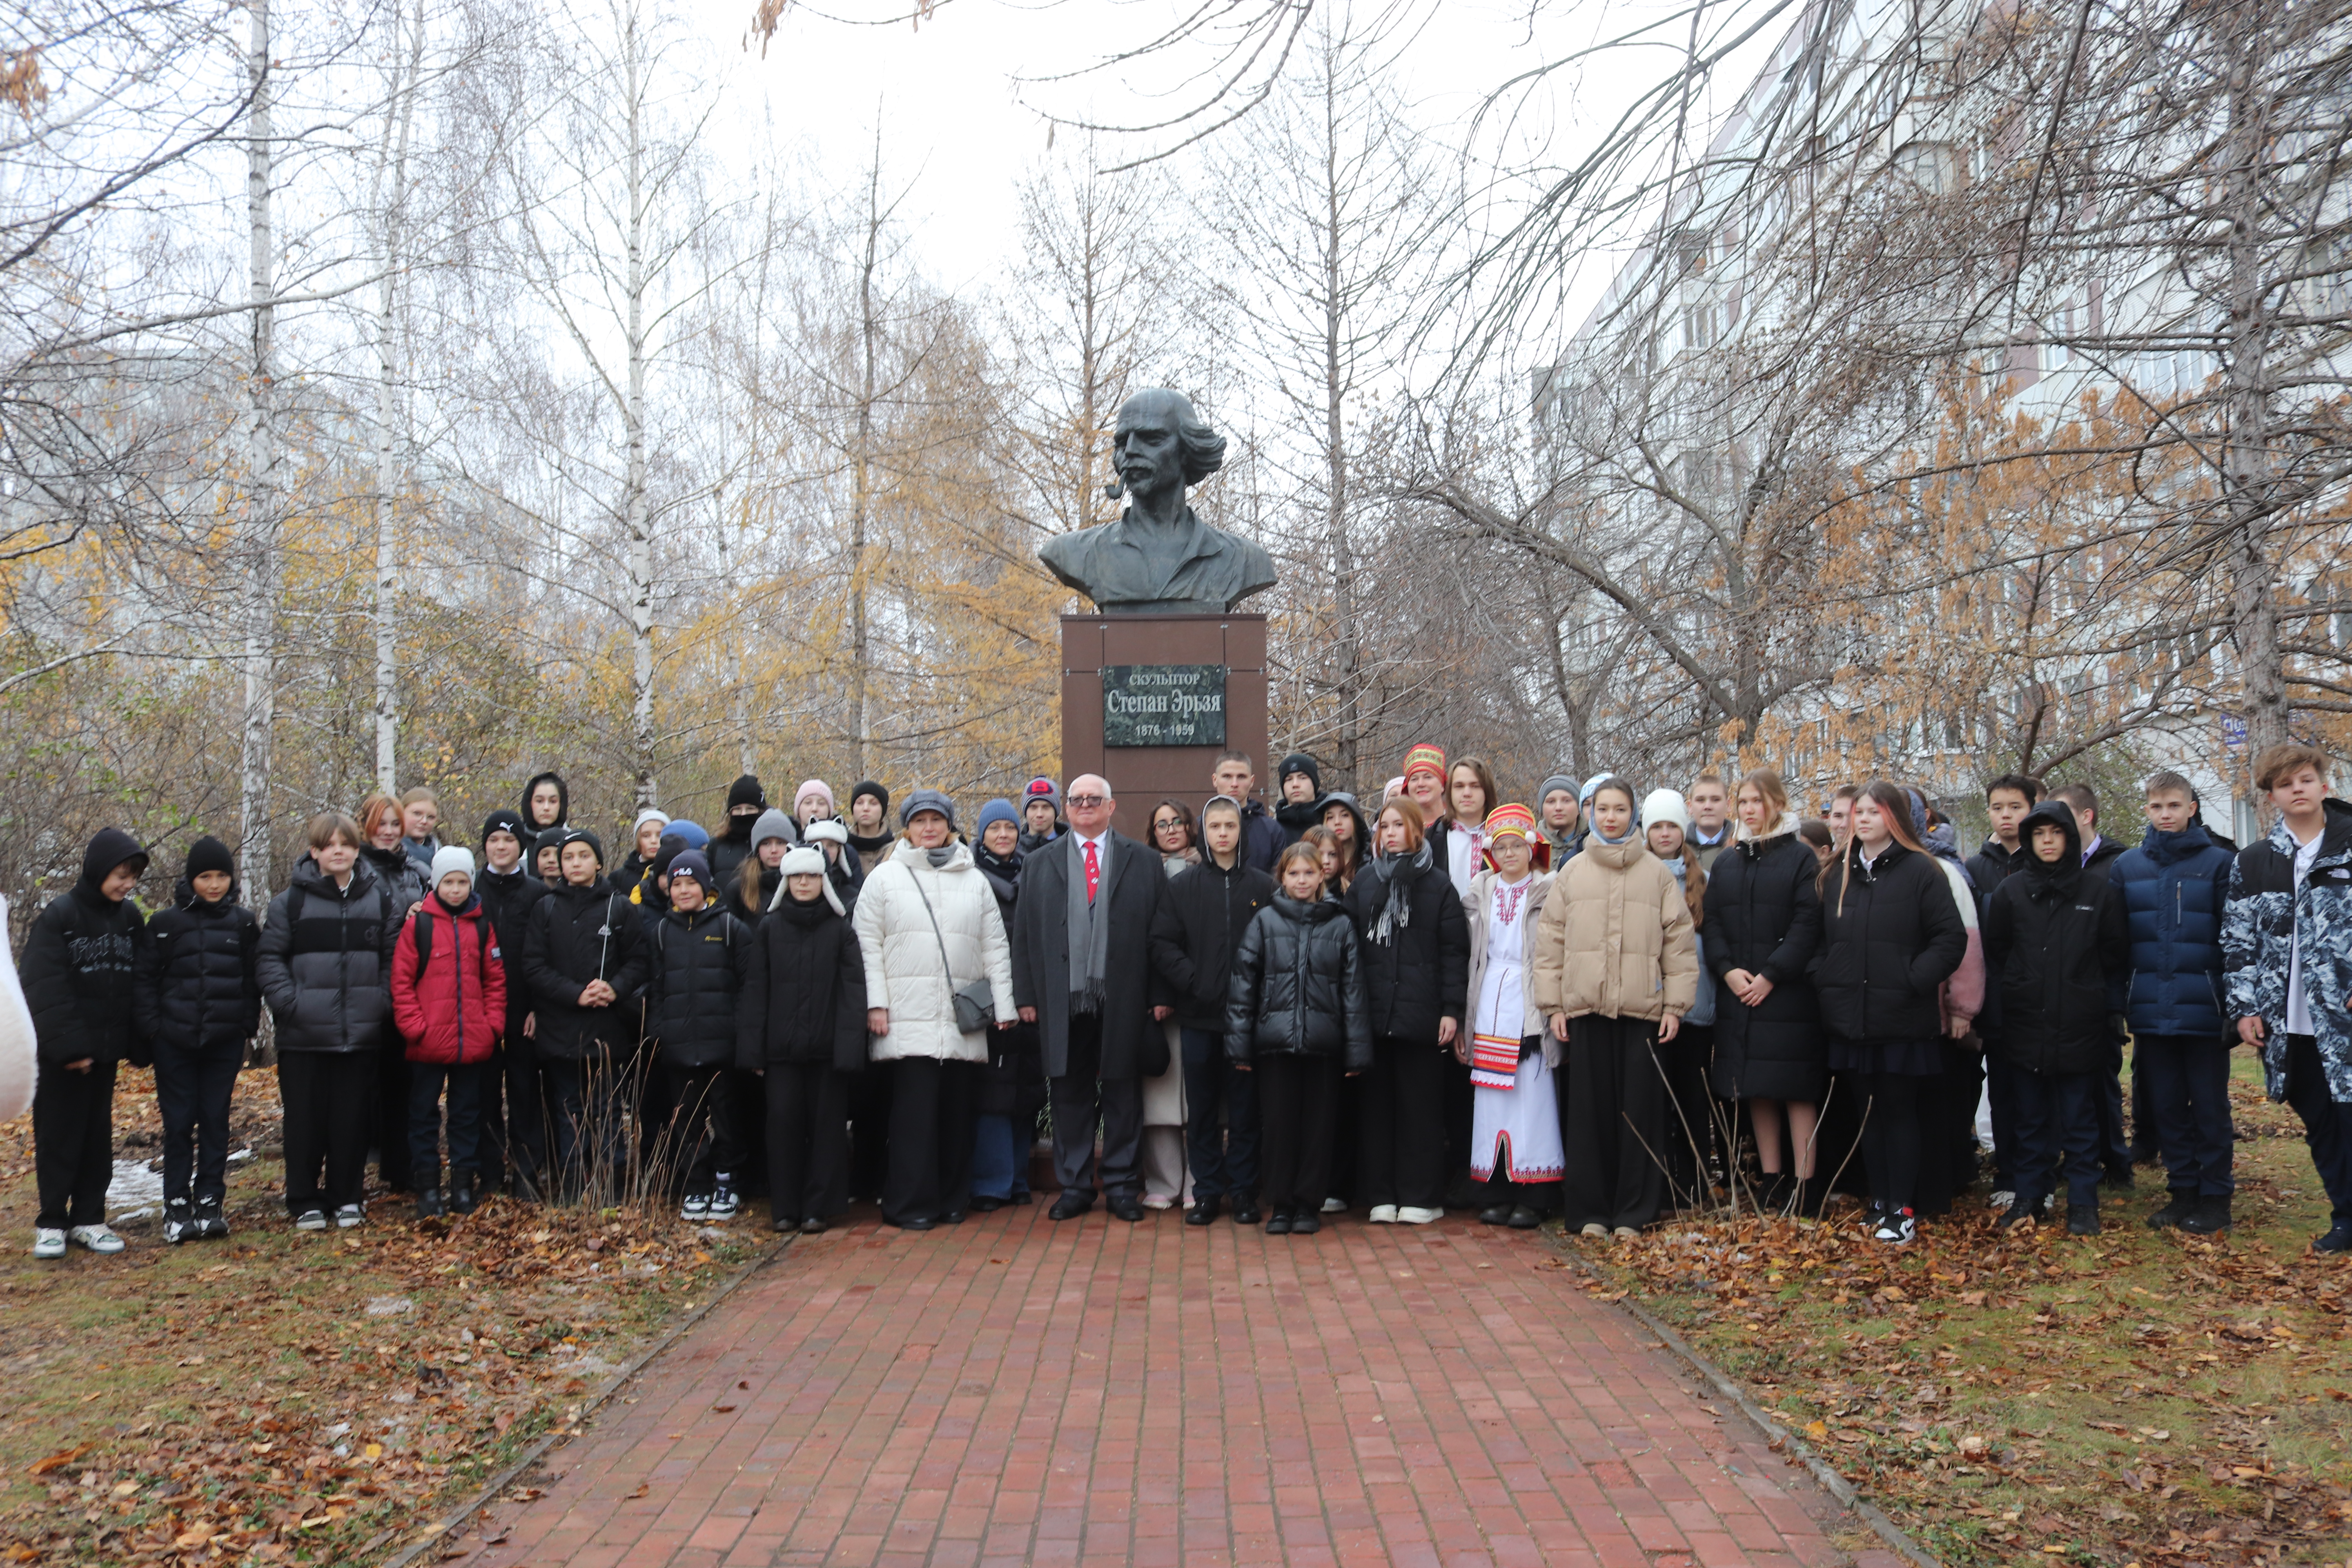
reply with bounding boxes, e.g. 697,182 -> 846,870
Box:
853,789 -> 1017,1230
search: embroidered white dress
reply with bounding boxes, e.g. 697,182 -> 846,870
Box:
1469,875 -> 1565,1183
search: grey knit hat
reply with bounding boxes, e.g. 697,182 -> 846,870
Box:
899,788 -> 957,830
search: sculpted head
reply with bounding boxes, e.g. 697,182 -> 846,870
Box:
1112,389 -> 1226,507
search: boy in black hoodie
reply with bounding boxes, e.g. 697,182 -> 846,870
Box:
520,828 -> 651,1200
23,827 -> 150,1258
476,809 -> 553,1198
1983,801 -> 2131,1236
133,837 -> 260,1243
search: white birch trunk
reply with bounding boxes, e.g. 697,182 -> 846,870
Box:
238,0 -> 279,902
624,7 -> 657,808
371,0 -> 424,794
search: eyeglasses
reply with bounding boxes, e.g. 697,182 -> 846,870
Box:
1067,794 -> 1107,808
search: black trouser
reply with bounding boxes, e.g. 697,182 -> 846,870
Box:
34,1057 -> 118,1229
2010,1065 -> 2100,1209
279,1051 -> 374,1214
544,1053 -> 631,1202
847,1063 -> 894,1201
726,1067 -> 767,1198
883,1057 -> 977,1223
1049,1014 -> 1143,1200
482,1025 -> 551,1197
1983,1042 -> 2020,1189
1562,1015 -> 1668,1232
1658,1021 -> 1715,1199
2284,1033 -> 2352,1226
2139,1034 -> 2234,1198
660,1062 -> 745,1194
1442,1051 -> 1478,1205
2092,1034 -> 2132,1176
1858,1067 -> 1930,1215
2130,1049 -> 2161,1160
1255,1054 -> 1339,1216
765,1062 -> 850,1222
408,1060 -> 488,1189
373,1045 -> 414,1192
154,1038 -> 241,1209
1356,1032 -> 1446,1211
1181,1027 -> 1258,1203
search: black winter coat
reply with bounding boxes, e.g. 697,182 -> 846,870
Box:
1343,852 -> 1470,1042
971,842 -> 1038,1113
134,881 -> 261,1053
645,905 -> 752,1068
1811,840 -> 1967,1042
521,877 -> 652,1060
708,821 -> 757,893
1225,895 -> 1372,1069
1150,857 -> 1278,1032
362,844 -> 425,917
1964,836 -> 2027,1038
1982,803 -> 2131,1074
475,866 -> 551,1033
736,896 -> 868,1071
257,855 -> 401,1055
1009,832 -> 1169,1080
20,838 -> 149,1066
1702,831 -> 1826,1101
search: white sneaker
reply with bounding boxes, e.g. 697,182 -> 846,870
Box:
32,1228 -> 65,1259
707,1185 -> 740,1221
1580,1222 -> 1607,1238
1874,1210 -> 1917,1245
680,1193 -> 711,1221
334,1204 -> 365,1229
1367,1205 -> 1399,1223
293,1209 -> 328,1231
1321,1197 -> 1346,1214
1397,1207 -> 1444,1225
69,1224 -> 125,1254
1611,1225 -> 1640,1241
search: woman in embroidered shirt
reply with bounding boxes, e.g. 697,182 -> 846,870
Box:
1460,805 -> 1563,1229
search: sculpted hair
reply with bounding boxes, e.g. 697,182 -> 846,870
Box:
1176,408 -> 1227,483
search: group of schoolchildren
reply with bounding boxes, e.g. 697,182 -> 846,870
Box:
16,740 -> 2352,1260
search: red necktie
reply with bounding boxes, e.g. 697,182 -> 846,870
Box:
1085,840 -> 1100,903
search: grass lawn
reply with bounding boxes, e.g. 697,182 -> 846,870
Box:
1575,1047 -> 2352,1568
0,1068 -> 764,1565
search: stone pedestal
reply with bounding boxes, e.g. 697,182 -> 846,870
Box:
1061,613 -> 1269,842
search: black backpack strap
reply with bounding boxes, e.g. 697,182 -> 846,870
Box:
412,907 -> 434,969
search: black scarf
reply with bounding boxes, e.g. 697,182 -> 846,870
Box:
1276,797 -> 1323,833
1367,841 -> 1433,945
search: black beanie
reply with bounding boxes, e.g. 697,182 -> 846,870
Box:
1278,752 -> 1322,793
482,807 -> 529,845
726,774 -> 766,812
185,835 -> 237,881
852,779 -> 889,814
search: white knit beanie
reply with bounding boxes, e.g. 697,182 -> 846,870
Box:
1640,789 -> 1690,836
429,846 -> 476,884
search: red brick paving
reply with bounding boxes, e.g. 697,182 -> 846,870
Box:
463,1207 -> 1893,1568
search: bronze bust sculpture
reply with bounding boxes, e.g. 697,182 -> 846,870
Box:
1038,388 -> 1277,615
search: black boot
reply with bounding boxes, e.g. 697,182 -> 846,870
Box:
450,1179 -> 477,1216
2066,1200 -> 2100,1236
2146,1189 -> 2198,1229
417,1187 -> 447,1219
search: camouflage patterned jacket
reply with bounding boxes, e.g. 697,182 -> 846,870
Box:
2221,799 -> 2352,1105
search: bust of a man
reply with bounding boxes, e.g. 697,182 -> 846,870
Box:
1038,388 -> 1277,615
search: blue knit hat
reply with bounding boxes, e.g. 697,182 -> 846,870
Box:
666,819 -> 710,850
976,798 -> 1020,834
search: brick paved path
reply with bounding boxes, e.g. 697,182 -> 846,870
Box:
465,1208 -> 1890,1568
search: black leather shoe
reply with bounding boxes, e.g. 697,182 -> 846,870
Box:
1506,1206 -> 1542,1229
2146,1189 -> 2197,1229
969,1195 -> 1005,1212
1230,1201 -> 1261,1226
2311,1223 -> 2352,1254
2066,1203 -> 2101,1236
1477,1205 -> 1513,1225
1995,1200 -> 2039,1230
1049,1192 -> 1092,1221
2178,1198 -> 2231,1234
1289,1212 -> 1320,1235
1010,1191 -> 1033,1205
1107,1196 -> 1145,1222
941,1210 -> 967,1224
1185,1197 -> 1221,1226
417,1188 -> 446,1219
896,1215 -> 937,1232
799,1216 -> 827,1235
773,1214 -> 799,1233
1263,1211 -> 1292,1235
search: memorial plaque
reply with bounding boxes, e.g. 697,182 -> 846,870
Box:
1101,664 -> 1227,748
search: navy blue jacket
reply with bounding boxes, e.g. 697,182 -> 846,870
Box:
2109,823 -> 2234,1038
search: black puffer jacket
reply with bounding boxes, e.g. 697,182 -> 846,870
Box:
257,854 -> 401,1054
1702,828 -> 1825,1101
476,865 -> 551,1034
520,877 -> 652,1060
1151,856 -> 1278,1032
1810,838 -> 1966,1042
1225,895 -> 1372,1069
362,844 -> 425,918
1344,849 -> 1470,1041
1982,802 -> 2130,1075
20,828 -> 150,1065
134,880 -> 261,1053
645,905 -> 753,1069
736,895 -> 868,1071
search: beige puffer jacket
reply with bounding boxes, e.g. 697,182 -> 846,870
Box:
852,839 -> 1016,1063
1529,838 -> 1699,1022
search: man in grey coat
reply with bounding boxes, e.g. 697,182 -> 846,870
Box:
1010,774 -> 1171,1221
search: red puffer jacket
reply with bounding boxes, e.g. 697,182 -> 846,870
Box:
391,895 -> 507,1065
